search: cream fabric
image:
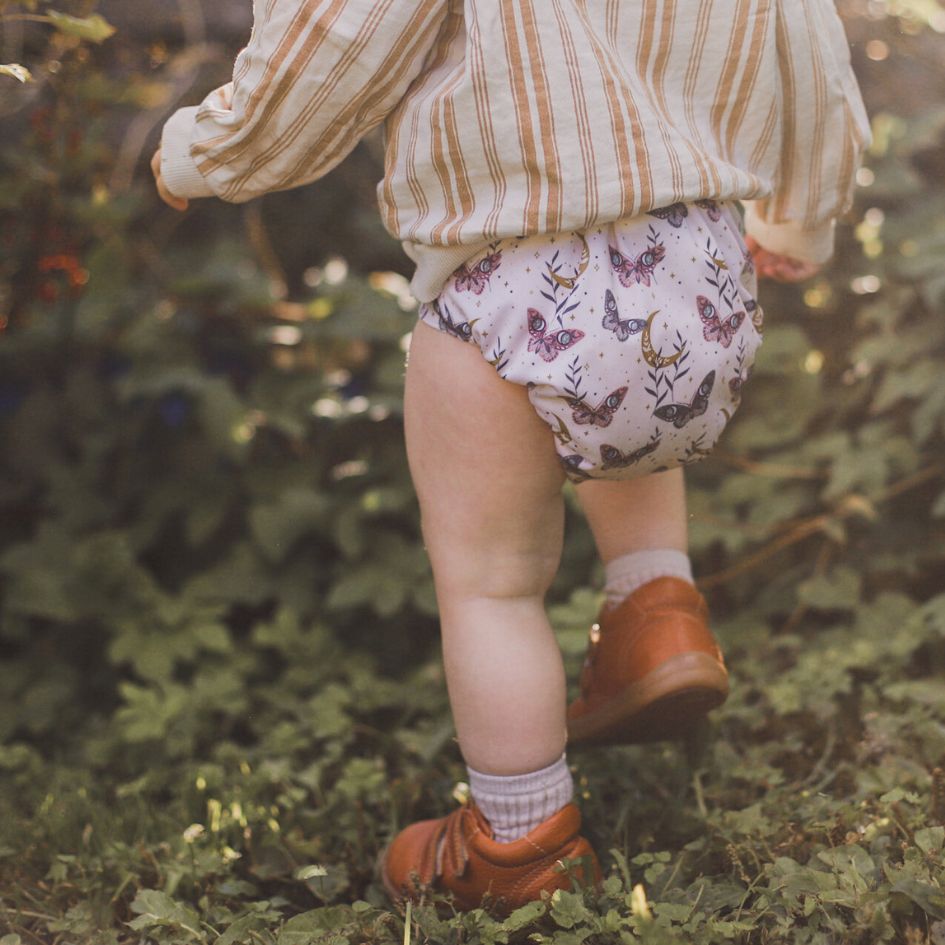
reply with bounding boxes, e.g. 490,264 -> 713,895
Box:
160,0 -> 871,301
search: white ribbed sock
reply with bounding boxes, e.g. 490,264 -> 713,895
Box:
467,753 -> 574,843
603,548 -> 693,612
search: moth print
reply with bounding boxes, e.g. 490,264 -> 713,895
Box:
608,242 -> 666,288
560,454 -> 593,483
697,295 -> 744,348
436,301 -> 474,342
647,202 -> 688,228
599,432 -> 662,471
526,309 -> 584,362
694,198 -> 722,222
453,250 -> 502,294
601,289 -> 647,341
568,386 -> 628,428
653,371 -> 715,428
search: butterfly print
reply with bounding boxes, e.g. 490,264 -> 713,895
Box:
608,242 -> 666,287
653,371 -> 715,428
568,386 -> 627,427
695,198 -> 722,222
599,435 -> 662,471
697,295 -> 744,348
560,454 -> 593,482
647,202 -> 688,228
601,289 -> 647,341
526,309 -> 584,362
453,250 -> 502,294
436,302 -> 474,342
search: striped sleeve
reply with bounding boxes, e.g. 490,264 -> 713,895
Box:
161,0 -> 448,203
742,0 -> 871,264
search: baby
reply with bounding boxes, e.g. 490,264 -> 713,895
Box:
153,0 -> 870,914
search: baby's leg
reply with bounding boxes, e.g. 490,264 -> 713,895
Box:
576,468 -> 688,563
575,469 -> 694,610
404,320 -> 568,776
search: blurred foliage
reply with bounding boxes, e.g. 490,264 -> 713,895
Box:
1,0 -> 945,943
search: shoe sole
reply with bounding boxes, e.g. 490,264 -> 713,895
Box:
567,651 -> 729,747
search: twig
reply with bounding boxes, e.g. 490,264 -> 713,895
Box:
798,723 -> 838,789
779,540 -> 834,634
696,462 -> 945,590
713,450 -> 825,480
692,770 -> 708,818
109,0 -> 217,195
244,203 -> 288,300
109,43 -> 223,194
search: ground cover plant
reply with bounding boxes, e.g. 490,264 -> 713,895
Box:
1,0 -> 945,942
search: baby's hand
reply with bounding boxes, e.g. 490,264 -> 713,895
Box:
150,147 -> 189,212
745,236 -> 821,283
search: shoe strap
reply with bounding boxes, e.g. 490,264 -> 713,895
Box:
430,806 -> 472,883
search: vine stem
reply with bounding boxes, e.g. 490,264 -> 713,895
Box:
0,13 -> 52,23
712,450 -> 824,480
696,462 -> 945,590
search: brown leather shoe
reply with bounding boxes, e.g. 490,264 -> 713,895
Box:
380,799 -> 600,914
566,577 -> 728,746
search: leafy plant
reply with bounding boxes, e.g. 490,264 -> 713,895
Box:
1,0 -> 945,943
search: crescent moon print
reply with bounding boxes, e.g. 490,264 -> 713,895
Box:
546,233 -> 590,290
641,310 -> 684,369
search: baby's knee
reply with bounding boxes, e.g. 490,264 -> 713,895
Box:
431,543 -> 563,605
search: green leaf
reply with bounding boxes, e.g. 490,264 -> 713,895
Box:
249,488 -> 330,563
46,10 -> 116,43
797,567 -> 862,611
916,827 -> 945,856
890,878 -> 945,920
127,889 -> 201,936
550,889 -> 590,929
0,63 -> 32,82
276,906 -> 356,944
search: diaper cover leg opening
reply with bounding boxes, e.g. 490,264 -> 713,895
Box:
418,203 -> 764,482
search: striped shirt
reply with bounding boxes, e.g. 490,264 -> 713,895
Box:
160,0 -> 871,301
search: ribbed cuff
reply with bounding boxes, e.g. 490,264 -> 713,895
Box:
603,548 -> 693,611
743,203 -> 835,265
160,106 -> 217,200
468,753 -> 574,843
403,239 -> 492,303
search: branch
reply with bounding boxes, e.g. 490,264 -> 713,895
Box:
696,462 -> 945,590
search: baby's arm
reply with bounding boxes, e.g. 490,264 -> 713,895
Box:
742,0 -> 871,269
157,0 -> 447,205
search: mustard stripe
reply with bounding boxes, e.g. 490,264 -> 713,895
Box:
773,5 -> 797,220
499,0 -> 542,233
607,0 -> 652,208
550,0 -> 597,224
290,5 -> 447,198
724,1 -> 770,160
467,4 -> 507,237
520,0 -> 562,232
195,0 -> 348,169
220,0 -> 398,196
